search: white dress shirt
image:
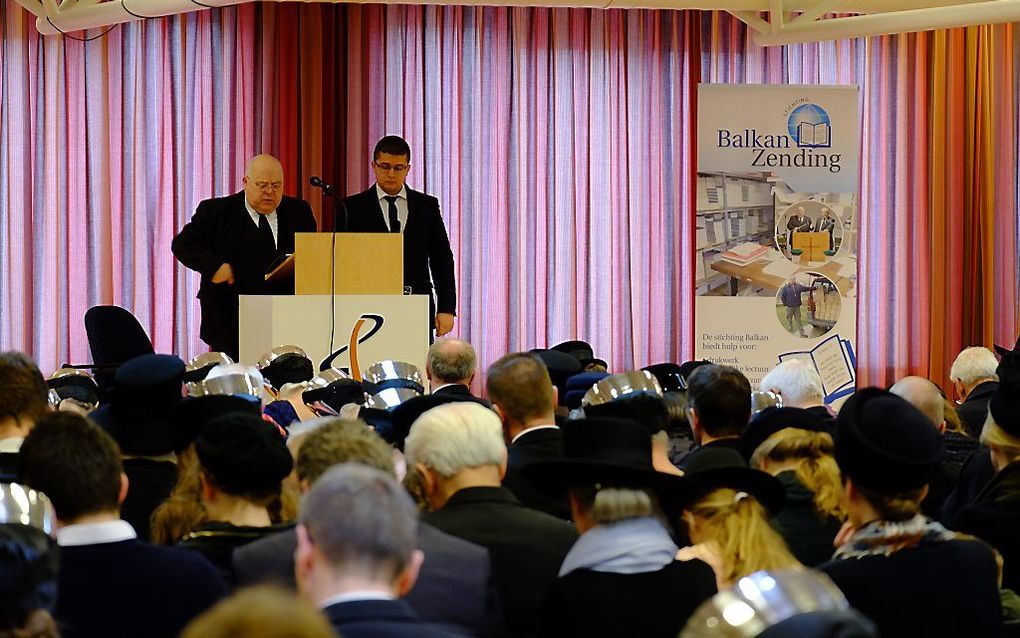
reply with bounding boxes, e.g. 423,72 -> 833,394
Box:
244,197 -> 279,247
375,184 -> 408,233
57,520 -> 137,547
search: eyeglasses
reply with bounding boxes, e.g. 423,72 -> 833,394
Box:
253,181 -> 283,192
374,162 -> 408,173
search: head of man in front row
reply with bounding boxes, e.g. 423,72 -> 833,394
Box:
427,339 -> 482,399
343,136 -> 457,339
171,154 -> 316,360
678,364 -> 751,469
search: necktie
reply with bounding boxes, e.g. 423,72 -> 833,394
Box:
384,196 -> 401,233
258,213 -> 276,252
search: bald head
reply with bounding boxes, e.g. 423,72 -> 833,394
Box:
243,154 -> 285,214
890,376 -> 945,432
427,339 -> 477,386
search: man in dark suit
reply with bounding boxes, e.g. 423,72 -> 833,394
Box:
486,353 -> 569,519
297,464 -> 463,638
18,412 -> 226,638
172,155 -> 317,360
233,419 -> 502,637
406,402 -> 577,637
0,352 -> 48,482
677,364 -> 752,470
949,346 -> 1000,438
343,136 -> 456,338
427,338 -> 488,402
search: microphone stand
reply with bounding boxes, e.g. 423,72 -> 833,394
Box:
309,176 -> 350,371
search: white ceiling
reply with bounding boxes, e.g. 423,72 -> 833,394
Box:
13,0 -> 1019,44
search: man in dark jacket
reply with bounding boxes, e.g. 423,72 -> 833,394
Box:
678,364 -> 752,470
406,402 -> 577,637
343,136 -> 456,338
18,412 -> 225,638
233,419 -> 502,637
172,154 -> 317,359
819,389 -> 1002,638
487,352 -> 569,519
949,346 -> 1000,438
297,464 -> 462,638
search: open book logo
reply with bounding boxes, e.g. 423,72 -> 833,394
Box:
787,103 -> 832,148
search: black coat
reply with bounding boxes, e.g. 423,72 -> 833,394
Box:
433,384 -> 491,407
953,461 -> 1020,593
56,539 -> 225,638
423,486 -> 577,638
343,186 -> 456,316
177,521 -> 293,589
171,192 -> 316,358
676,437 -> 744,470
120,458 -> 177,542
942,448 -> 997,524
232,522 -> 503,637
769,470 -> 841,567
323,599 -> 466,638
820,538 -> 1002,638
502,427 -> 570,520
539,560 -> 717,638
958,381 -> 999,438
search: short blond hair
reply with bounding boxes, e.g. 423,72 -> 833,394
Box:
404,402 -> 505,477
181,586 -> 335,638
981,414 -> 1020,464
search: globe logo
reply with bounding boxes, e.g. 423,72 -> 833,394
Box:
787,103 -> 831,148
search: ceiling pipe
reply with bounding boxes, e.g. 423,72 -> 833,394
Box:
753,0 -> 1020,44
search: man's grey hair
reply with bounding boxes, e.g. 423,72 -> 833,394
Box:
949,347 -> 999,387
404,402 -> 505,477
759,359 -> 824,406
889,376 -> 945,429
299,463 -> 417,580
427,339 -> 477,384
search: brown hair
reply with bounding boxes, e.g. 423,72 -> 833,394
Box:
750,429 -> 846,521
180,586 -> 337,638
295,420 -> 393,485
853,483 -> 926,522
0,352 -> 48,425
486,353 -> 554,423
687,488 -> 799,585
0,609 -> 59,638
150,446 -> 207,545
942,398 -> 965,434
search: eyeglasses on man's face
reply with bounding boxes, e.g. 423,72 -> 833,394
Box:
252,181 -> 283,192
374,161 -> 409,173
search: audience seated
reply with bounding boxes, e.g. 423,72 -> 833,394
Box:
258,346 -> 317,427
427,339 -> 490,403
181,586 -> 338,638
679,447 -> 796,589
233,418 -> 502,637
177,412 -> 293,587
296,464 -> 462,638
952,339 -> 1020,594
819,389 -> 1002,637
18,411 -> 225,637
527,417 -> 717,638
746,411 -> 844,566
890,375 -> 968,518
406,402 -> 577,637
89,354 -> 185,541
758,359 -> 835,427
487,353 -> 570,519
677,364 -> 752,469
0,352 -> 49,482
950,346 -> 1000,438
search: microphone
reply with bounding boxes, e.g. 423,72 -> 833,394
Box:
309,175 -> 333,194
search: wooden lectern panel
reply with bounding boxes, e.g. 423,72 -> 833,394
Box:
294,233 -> 404,295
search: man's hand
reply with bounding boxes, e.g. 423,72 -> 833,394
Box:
435,312 -> 455,337
211,263 -> 235,285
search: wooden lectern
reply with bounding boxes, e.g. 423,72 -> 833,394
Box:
293,232 -> 404,295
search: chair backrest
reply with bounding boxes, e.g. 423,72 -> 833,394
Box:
84,306 -> 155,395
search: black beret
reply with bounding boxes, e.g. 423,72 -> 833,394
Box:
169,394 -> 263,453
584,393 -> 669,436
741,406 -> 831,461
834,389 -> 944,493
260,354 -> 314,391
195,412 -> 293,498
91,354 -> 185,456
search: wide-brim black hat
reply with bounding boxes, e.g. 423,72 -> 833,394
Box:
681,447 -> 786,514
643,363 -> 687,393
551,340 -> 596,362
991,335 -> 1020,437
169,394 -> 263,453
522,417 -> 691,502
741,406 -> 831,461
91,354 -> 185,456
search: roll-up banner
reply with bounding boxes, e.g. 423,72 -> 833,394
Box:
695,85 -> 860,405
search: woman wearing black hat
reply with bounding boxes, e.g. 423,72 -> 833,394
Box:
678,447 -> 798,590
178,412 -> 295,588
525,417 -> 717,638
819,389 -> 1002,638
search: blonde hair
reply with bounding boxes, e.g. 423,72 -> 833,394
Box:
572,486 -> 657,525
981,415 -> 1020,463
687,488 -> 799,585
943,398 -> 965,434
181,586 -> 336,638
750,429 -> 846,521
